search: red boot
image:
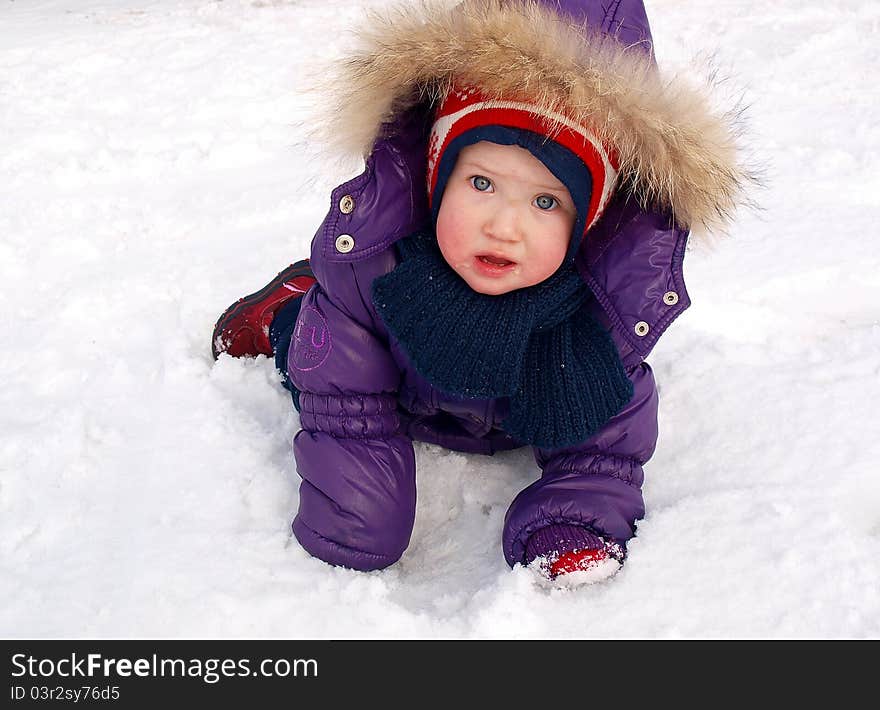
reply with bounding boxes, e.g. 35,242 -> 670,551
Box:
525,525 -> 624,587
211,259 -> 316,359
539,546 -> 622,587
547,547 -> 617,579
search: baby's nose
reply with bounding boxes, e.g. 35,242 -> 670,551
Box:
485,207 -> 522,242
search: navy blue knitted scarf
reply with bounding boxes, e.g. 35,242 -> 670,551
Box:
372,231 -> 634,449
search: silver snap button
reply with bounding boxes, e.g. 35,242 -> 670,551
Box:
663,290 -> 679,305
339,194 -> 355,214
335,234 -> 355,253
634,321 -> 650,337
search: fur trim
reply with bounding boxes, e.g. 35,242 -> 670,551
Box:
315,0 -> 753,234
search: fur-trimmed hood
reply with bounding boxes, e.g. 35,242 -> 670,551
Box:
319,0 -> 751,235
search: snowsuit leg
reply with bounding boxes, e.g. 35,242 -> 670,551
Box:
287,284 -> 416,571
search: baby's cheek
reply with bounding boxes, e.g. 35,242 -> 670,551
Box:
529,243 -> 567,282
436,214 -> 471,266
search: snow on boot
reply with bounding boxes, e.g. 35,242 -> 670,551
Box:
542,546 -> 622,587
525,524 -> 624,588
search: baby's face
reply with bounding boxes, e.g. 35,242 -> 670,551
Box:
435,141 -> 577,295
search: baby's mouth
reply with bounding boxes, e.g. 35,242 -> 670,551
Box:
473,253 -> 518,277
477,254 -> 515,267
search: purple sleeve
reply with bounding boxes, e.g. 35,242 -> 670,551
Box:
501,362 -> 658,567
287,284 -> 416,572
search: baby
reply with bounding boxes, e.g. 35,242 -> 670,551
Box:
212,0 -> 745,586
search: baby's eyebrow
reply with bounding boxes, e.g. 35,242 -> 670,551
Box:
533,183 -> 569,193
460,160 -> 568,193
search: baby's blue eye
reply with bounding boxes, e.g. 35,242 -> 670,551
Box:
471,176 -> 492,192
535,195 -> 557,210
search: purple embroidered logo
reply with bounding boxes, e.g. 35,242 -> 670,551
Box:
292,306 -> 331,372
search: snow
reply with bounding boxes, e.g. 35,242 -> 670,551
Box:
2,0 -> 879,639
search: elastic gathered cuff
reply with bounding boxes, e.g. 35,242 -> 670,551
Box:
541,452 -> 643,487
298,392 -> 401,439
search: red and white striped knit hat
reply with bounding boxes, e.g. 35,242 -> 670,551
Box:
427,84 -> 620,235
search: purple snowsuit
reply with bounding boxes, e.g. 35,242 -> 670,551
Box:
285,0 -> 743,571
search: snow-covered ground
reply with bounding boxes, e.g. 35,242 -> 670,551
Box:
2,0 -> 878,639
